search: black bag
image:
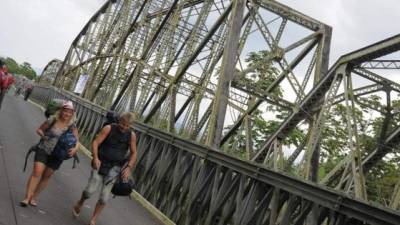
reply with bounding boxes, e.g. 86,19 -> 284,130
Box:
105,165 -> 135,196
111,177 -> 135,196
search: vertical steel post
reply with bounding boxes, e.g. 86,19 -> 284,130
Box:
343,68 -> 367,200
205,0 -> 245,148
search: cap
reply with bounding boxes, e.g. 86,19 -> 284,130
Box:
63,100 -> 74,110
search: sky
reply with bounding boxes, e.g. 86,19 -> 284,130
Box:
0,0 -> 399,74
279,0 -> 400,63
0,0 -> 106,73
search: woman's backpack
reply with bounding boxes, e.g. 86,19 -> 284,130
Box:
44,99 -> 64,118
51,127 -> 77,160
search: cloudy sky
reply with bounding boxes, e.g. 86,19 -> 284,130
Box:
0,0 -> 399,74
279,0 -> 400,61
0,0 -> 105,73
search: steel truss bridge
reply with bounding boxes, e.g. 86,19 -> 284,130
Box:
37,0 -> 400,224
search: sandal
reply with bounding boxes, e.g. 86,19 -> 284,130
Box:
29,200 -> 38,207
72,205 -> 80,218
20,200 -> 29,207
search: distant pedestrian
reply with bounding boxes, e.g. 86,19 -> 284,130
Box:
15,77 -> 26,97
73,112 -> 137,225
0,64 -> 15,109
20,101 -> 79,207
24,82 -> 34,100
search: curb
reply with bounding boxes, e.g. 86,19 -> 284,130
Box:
28,98 -> 176,225
28,99 -> 46,111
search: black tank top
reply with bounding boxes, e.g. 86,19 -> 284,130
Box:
98,124 -> 131,163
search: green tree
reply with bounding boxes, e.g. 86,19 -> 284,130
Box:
234,50 -> 282,97
19,62 -> 37,80
319,95 -> 400,206
2,57 -> 37,79
225,50 -> 304,159
4,57 -> 20,73
226,50 -> 400,207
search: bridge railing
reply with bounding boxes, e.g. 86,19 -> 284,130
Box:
30,85 -> 400,225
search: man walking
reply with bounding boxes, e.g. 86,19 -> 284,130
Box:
24,82 -> 34,101
73,112 -> 137,225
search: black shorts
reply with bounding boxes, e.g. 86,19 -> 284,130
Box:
34,148 -> 63,170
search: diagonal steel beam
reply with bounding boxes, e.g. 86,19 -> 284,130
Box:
252,33 -> 400,163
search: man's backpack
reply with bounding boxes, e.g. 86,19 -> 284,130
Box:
51,126 -> 77,160
104,111 -> 119,126
44,99 -> 64,118
94,111 -> 119,136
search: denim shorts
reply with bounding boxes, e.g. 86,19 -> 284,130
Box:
82,169 -> 118,204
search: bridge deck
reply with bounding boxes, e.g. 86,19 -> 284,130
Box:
0,93 -> 162,225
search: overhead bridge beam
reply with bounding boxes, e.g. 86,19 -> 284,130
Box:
359,60 -> 400,69
252,33 -> 400,162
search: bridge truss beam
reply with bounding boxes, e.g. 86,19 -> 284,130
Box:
41,0 -> 400,216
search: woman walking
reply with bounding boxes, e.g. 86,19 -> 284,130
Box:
20,100 -> 79,206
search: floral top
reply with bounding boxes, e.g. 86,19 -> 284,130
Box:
38,117 -> 68,154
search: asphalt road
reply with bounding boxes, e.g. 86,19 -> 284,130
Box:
0,93 -> 162,225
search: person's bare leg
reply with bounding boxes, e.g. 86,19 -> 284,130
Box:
0,90 -> 5,109
73,193 -> 87,217
30,167 -> 55,204
21,162 -> 45,205
89,201 -> 106,225
74,170 -> 101,218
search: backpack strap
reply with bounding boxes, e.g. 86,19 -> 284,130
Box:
45,117 -> 57,133
67,124 -> 80,169
22,118 -> 56,172
23,145 -> 38,172
105,164 -> 129,185
23,119 -> 55,172
72,154 -> 80,169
